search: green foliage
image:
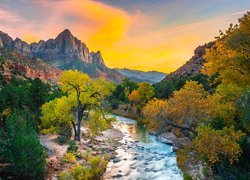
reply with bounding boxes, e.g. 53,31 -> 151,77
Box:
67,141 -> 79,155
57,136 -> 69,145
0,110 -> 45,179
87,112 -> 113,140
183,172 -> 193,180
109,78 -> 138,108
153,74 -> 212,99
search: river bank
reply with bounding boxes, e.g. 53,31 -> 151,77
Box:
40,126 -> 124,179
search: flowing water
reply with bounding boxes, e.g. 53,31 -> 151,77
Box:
104,115 -> 183,180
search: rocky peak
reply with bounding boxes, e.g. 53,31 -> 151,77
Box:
13,38 -> 31,55
90,51 -> 105,66
0,31 -> 13,49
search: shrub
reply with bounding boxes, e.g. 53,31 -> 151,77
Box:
64,153 -> 76,163
59,154 -> 109,180
67,141 -> 78,155
0,110 -> 46,179
57,136 -> 69,145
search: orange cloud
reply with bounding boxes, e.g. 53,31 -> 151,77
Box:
0,0 -> 245,73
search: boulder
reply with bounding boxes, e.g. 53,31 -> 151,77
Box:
157,132 -> 177,145
172,138 -> 191,152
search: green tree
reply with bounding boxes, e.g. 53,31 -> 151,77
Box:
0,110 -> 45,178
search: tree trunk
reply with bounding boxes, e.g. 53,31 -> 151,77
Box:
71,121 -> 77,141
76,119 -> 81,141
76,97 -> 82,141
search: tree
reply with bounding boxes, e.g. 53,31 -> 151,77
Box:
41,70 -> 114,141
128,82 -> 154,109
203,12 -> 250,88
0,110 -> 45,179
177,126 -> 245,170
143,81 -> 215,135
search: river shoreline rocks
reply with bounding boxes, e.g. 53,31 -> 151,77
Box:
149,131 -> 191,152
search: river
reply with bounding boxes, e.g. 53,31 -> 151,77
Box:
104,115 -> 183,180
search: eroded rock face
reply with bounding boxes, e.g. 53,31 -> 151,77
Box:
162,42 -> 214,81
0,48 -> 61,84
0,31 -> 13,49
3,61 -> 61,83
29,29 -> 91,66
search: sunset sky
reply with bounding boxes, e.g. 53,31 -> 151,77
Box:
0,0 -> 249,73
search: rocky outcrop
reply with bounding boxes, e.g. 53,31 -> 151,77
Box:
0,31 -> 13,49
172,137 -> 191,152
157,132 -> 177,145
29,29 -> 91,66
0,29 -> 124,82
0,48 -> 61,84
162,42 -> 214,81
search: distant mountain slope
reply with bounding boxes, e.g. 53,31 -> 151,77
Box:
0,29 -> 124,83
115,68 -> 166,83
0,47 -> 61,83
162,42 -> 214,82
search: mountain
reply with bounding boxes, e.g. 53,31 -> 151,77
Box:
115,68 -> 166,83
0,47 -> 61,84
162,42 -> 214,82
0,29 -> 124,82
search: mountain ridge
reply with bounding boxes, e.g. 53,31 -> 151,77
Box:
0,29 -> 124,82
115,68 -> 166,83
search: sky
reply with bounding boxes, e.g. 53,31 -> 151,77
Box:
0,0 -> 249,73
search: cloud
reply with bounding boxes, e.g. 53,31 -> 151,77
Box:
0,0 -> 248,73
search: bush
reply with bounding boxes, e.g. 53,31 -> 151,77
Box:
64,153 -> 76,163
0,110 -> 46,179
59,154 -> 109,180
57,136 -> 69,145
67,141 -> 78,155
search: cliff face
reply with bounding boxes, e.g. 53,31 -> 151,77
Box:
0,48 -> 61,84
162,42 -> 214,81
0,29 -> 124,82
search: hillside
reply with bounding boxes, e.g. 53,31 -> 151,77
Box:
162,42 -> 214,81
0,47 -> 61,84
115,68 -> 166,83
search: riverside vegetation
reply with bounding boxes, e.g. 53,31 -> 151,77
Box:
0,12 -> 249,179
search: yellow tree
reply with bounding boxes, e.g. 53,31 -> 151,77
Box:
143,81 -> 215,135
41,70 -> 114,141
177,126 -> 245,169
128,82 -> 154,109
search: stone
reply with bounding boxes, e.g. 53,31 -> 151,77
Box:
173,138 -> 191,152
113,158 -> 121,163
157,132 -> 177,145
112,174 -> 123,178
